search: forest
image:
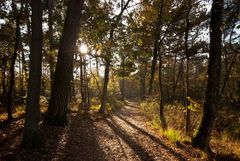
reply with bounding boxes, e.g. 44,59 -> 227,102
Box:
0,0 -> 239,160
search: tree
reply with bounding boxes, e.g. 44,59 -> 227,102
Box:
44,0 -> 85,125
21,0 -> 43,148
99,0 -> 131,114
157,0 -> 167,131
184,0 -> 191,136
192,0 -> 224,152
47,0 -> 55,88
6,0 -> 24,123
148,0 -> 163,96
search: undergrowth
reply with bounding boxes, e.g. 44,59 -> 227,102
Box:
140,98 -> 240,158
89,97 -> 125,113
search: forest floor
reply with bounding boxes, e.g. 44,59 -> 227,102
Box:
0,101 -> 214,161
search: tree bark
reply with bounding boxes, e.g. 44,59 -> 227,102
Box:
184,0 -> 191,136
48,0 -> 55,88
1,62 -> 7,105
80,56 -> 87,112
159,50 -> 167,130
44,0 -> 85,126
84,56 -> 90,109
171,55 -> 177,101
120,56 -> 125,101
156,0 -> 166,131
192,0 -> 223,152
6,0 -> 23,123
99,58 -> 110,114
148,1 -> 163,96
21,0 -> 43,148
139,61 -> 147,100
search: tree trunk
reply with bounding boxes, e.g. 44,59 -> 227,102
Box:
21,0 -> 43,148
139,62 -> 147,100
99,59 -> 110,114
184,0 -> 191,136
96,57 -> 99,77
159,50 -> 167,130
221,53 -> 238,94
44,0 -> 85,126
19,48 -> 25,98
6,0 -> 23,123
171,55 -> 177,102
148,52 -> 158,96
192,0 -> 223,152
48,1 -> 55,88
148,0 -> 163,96
84,56 -> 90,110
120,56 -> 125,101
156,0 -> 166,130
1,64 -> 7,105
80,56 -> 87,112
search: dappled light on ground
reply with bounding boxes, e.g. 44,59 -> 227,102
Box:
0,102 -> 208,161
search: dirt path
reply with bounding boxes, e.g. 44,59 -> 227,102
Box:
0,101 -> 205,161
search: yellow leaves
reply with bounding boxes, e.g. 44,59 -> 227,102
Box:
178,97 -> 201,112
137,38 -> 143,46
186,96 -> 201,112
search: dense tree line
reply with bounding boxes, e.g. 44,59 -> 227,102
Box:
0,0 -> 239,153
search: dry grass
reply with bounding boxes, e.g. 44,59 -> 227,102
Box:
140,98 -> 240,159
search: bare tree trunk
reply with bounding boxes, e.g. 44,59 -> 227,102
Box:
159,50 -> 167,130
99,59 -> 110,114
21,0 -> 43,148
156,0 -> 166,130
80,56 -> 87,112
184,0 -> 191,136
171,55 -> 176,101
120,56 -> 125,101
44,0 -> 85,125
21,49 -> 28,92
221,53 -> 238,94
96,57 -> 99,77
148,0 -> 164,96
6,0 -> 23,123
148,53 -> 157,96
139,61 -> 147,100
1,64 -> 7,104
48,0 -> 55,88
177,60 -> 184,103
19,47 -> 25,98
192,0 -> 223,152
84,57 -> 90,110
90,70 -> 101,98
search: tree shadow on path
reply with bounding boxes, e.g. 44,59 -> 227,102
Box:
114,113 -> 187,161
104,117 -> 155,161
57,114 -> 106,161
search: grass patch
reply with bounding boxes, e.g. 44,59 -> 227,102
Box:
163,128 -> 182,143
140,98 -> 240,159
